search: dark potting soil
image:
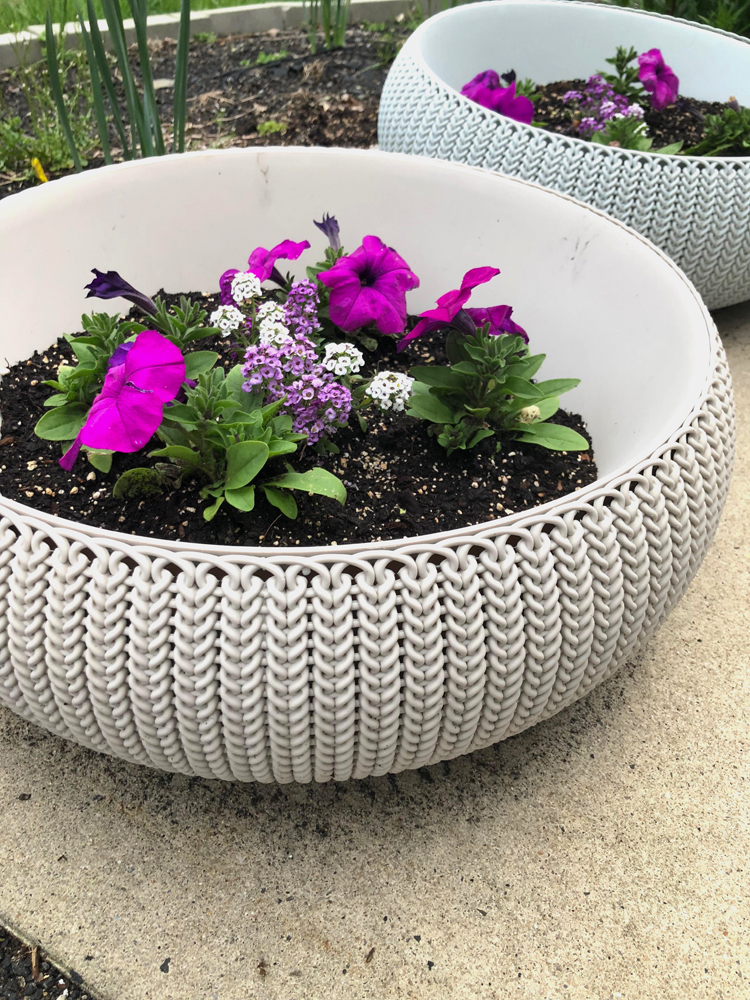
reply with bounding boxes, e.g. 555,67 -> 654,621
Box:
0,294 -> 598,548
0,924 -> 94,1000
532,78 -> 733,153
0,23 -> 411,200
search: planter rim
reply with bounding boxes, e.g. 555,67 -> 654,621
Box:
411,0 -> 750,166
0,147 -> 718,560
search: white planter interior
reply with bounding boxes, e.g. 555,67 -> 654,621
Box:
0,148 -> 711,482
0,149 -> 734,783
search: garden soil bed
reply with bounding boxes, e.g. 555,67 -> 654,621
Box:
532,78 -> 731,151
0,923 -> 94,1000
0,22 -> 413,200
0,293 -> 597,548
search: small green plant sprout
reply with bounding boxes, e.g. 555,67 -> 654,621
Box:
599,45 -> 644,101
193,31 -> 217,43
257,119 -> 288,136
590,114 -> 682,154
684,98 -> 750,155
255,49 -> 289,64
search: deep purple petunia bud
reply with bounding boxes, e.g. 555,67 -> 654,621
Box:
108,341 -> 136,368
84,269 -> 157,316
314,213 -> 341,251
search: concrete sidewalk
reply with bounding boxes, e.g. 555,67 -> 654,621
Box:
1,304 -> 748,1000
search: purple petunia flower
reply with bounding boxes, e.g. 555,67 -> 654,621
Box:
107,340 -> 135,368
317,235 -> 420,335
638,48 -> 679,111
59,330 -> 185,470
398,267 -> 500,349
84,269 -> 157,316
313,213 -> 341,251
460,71 -> 534,125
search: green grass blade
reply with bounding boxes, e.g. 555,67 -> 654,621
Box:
334,0 -> 349,46
128,0 -> 165,155
321,0 -> 331,48
172,0 -> 190,152
100,0 -> 150,155
86,0 -> 131,159
74,3 -> 112,164
44,8 -> 82,171
304,0 -> 317,53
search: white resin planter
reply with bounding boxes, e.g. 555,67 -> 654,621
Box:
378,0 -> 750,310
0,148 -> 735,783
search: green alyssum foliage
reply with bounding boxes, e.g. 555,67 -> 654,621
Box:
127,365 -> 346,520
406,327 -> 588,456
684,101 -> 750,155
589,114 -> 683,153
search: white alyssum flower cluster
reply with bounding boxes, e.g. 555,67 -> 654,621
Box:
210,304 -> 245,336
258,321 -> 292,348
231,271 -> 263,304
255,301 -> 291,347
322,342 -> 365,376
368,371 -> 414,413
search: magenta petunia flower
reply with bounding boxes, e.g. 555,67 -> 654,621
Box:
460,71 -> 534,125
317,235 -> 420,335
59,330 -> 186,470
465,305 -> 528,343
397,267 -> 500,349
219,239 -> 312,303
638,49 -> 679,111
248,238 -> 311,283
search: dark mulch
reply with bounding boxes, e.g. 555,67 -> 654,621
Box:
0,925 -> 94,1000
0,23 -> 410,200
0,293 -> 597,548
532,77 -> 732,152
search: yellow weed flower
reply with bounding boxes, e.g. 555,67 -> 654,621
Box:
31,158 -> 48,183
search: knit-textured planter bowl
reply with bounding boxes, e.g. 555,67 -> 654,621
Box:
0,148 -> 735,783
378,0 -> 750,310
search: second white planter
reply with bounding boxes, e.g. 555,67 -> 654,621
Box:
378,0 -> 750,310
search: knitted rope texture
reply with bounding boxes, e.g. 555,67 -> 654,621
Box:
377,3 -> 750,310
0,329 -> 734,782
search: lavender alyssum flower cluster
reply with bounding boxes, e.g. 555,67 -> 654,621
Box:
241,334 -> 351,444
564,75 -> 643,137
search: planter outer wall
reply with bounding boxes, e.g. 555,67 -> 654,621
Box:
0,148 -> 736,783
378,0 -> 750,310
